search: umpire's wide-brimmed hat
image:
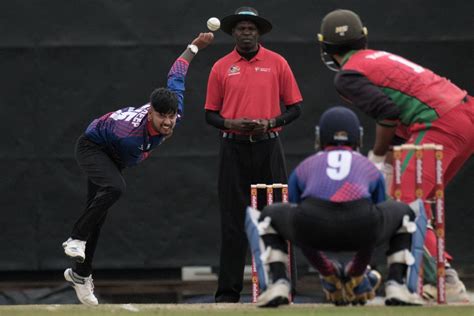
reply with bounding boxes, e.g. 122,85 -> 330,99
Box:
220,7 -> 272,35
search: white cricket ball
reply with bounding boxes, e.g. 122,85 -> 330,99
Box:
207,17 -> 221,31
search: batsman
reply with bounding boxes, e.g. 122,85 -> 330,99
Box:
245,107 -> 425,307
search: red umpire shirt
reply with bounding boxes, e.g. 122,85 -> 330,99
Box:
205,45 -> 302,132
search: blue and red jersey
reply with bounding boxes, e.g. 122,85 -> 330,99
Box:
85,57 -> 189,168
288,148 -> 386,204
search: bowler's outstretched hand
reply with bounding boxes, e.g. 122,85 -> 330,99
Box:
192,32 -> 214,50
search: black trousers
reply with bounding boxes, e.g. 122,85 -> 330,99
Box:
70,135 -> 126,276
216,136 -> 287,302
260,198 -> 414,276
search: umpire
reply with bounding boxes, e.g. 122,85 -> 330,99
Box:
204,7 -> 302,302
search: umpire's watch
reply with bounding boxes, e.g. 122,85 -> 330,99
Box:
187,44 -> 198,55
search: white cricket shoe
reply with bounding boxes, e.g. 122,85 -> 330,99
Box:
385,280 -> 424,306
422,268 -> 470,303
62,238 -> 86,263
257,279 -> 290,308
64,268 -> 98,306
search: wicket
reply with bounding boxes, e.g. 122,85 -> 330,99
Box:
250,183 -> 294,303
392,143 -> 446,304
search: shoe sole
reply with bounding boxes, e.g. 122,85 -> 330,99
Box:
259,296 -> 289,308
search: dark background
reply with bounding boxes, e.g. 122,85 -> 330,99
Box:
0,0 -> 472,277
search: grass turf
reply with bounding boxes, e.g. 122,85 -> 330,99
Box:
0,304 -> 473,316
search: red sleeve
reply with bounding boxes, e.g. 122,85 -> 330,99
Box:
204,66 -> 223,111
279,59 -> 303,106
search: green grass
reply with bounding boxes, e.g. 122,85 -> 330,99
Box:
0,304 -> 473,316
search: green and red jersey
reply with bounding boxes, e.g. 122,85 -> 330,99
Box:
335,49 -> 467,140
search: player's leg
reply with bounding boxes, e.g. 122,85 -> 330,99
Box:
405,120 -> 471,302
245,203 -> 292,307
63,135 -> 125,262
63,135 -> 125,306
375,199 -> 425,305
215,139 -> 252,303
421,109 -> 472,302
296,198 -> 381,306
397,131 -> 470,302
74,208 -> 108,277
64,206 -> 107,306
63,165 -> 101,262
253,137 -> 294,300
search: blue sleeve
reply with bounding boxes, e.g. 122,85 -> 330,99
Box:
167,58 -> 189,120
288,170 -> 304,204
369,171 -> 387,204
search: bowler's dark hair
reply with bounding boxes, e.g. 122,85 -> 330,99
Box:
150,87 -> 178,114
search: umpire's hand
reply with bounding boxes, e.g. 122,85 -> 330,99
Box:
224,118 -> 259,132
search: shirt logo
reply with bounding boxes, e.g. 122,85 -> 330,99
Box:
255,67 -> 271,72
227,65 -> 241,76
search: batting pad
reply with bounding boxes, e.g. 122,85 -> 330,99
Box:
245,206 -> 269,291
406,199 -> 427,293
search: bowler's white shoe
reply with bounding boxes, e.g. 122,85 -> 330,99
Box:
257,279 -> 290,308
385,281 -> 424,306
64,268 -> 98,306
62,238 -> 86,263
423,268 -> 470,303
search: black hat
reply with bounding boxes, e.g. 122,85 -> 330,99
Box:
318,9 -> 368,55
220,7 -> 272,35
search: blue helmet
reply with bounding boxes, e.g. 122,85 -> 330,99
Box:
316,106 -> 363,149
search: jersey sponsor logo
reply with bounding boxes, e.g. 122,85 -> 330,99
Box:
227,65 -> 241,76
255,67 -> 271,72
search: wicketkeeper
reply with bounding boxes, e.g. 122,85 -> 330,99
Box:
245,107 -> 425,307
